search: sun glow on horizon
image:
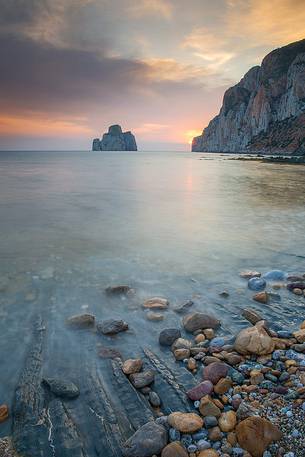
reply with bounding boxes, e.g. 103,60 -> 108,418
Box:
185,129 -> 202,145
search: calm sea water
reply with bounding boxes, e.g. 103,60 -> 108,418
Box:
0,150 -> 305,436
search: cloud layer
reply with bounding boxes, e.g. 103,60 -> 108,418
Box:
0,0 -> 304,150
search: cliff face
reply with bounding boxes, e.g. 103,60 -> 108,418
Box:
92,125 -> 137,151
192,39 -> 305,154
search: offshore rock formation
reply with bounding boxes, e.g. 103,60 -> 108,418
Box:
92,125 -> 137,151
192,39 -> 305,154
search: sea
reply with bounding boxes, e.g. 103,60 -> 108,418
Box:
0,150 -> 305,439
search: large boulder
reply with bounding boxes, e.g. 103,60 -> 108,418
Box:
122,421 -> 167,457
168,412 -> 203,433
236,416 -> 282,457
234,321 -> 275,355
183,313 -> 220,333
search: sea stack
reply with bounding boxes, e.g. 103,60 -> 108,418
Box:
192,38 -> 305,155
92,125 -> 137,151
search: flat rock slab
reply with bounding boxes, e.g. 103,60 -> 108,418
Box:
97,319 -> 128,335
43,378 -> 80,399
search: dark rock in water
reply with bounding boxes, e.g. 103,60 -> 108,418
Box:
92,124 -> 137,151
183,313 -> 220,333
202,362 -> 229,384
96,319 -> 129,335
187,381 -> 214,401
287,282 -> 305,291
42,378 -> 80,399
159,328 -> 181,346
98,345 -> 122,359
174,300 -> 194,314
92,138 -> 100,151
122,421 -> 167,457
248,277 -> 266,291
105,285 -> 134,295
129,370 -> 155,389
66,313 -> 95,329
149,391 -> 161,407
0,404 -> 9,423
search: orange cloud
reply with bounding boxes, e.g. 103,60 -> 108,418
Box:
127,0 -> 172,19
141,57 -> 211,82
0,114 -> 93,137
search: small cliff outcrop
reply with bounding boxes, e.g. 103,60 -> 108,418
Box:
92,125 -> 137,151
192,39 -> 305,154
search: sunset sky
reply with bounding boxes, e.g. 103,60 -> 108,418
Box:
0,0 -> 304,151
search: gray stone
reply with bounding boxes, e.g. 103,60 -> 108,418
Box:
130,370 -> 155,389
183,313 -> 220,333
159,328 -> 181,346
122,421 -> 167,457
96,319 -> 128,335
93,124 -> 137,151
42,378 -> 79,399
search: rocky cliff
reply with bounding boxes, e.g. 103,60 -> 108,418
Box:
92,125 -> 137,151
192,39 -> 305,154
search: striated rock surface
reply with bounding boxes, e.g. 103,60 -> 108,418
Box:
192,39 -> 305,155
92,124 -> 137,151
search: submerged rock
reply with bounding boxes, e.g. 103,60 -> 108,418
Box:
98,345 -> 122,359
253,291 -> 269,304
240,270 -> 261,279
159,328 -> 181,346
263,270 -> 287,280
183,313 -> 220,333
96,319 -> 128,335
236,416 -> 282,457
0,405 -> 9,423
122,421 -> 167,457
234,321 -> 275,355
129,370 -> 155,389
146,311 -> 164,321
143,297 -> 169,310
168,412 -> 204,433
66,313 -> 95,329
248,277 -> 266,291
122,359 -> 143,375
173,300 -> 194,314
242,308 -> 264,325
105,285 -> 134,295
42,378 -> 80,399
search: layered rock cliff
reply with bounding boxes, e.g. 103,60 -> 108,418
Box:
192,39 -> 305,154
92,125 -> 137,151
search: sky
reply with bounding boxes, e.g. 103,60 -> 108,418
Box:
0,0 -> 304,151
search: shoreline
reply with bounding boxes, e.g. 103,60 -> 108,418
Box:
1,270 -> 305,456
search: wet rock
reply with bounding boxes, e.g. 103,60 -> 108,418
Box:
236,417 -> 282,457
168,412 -> 204,433
263,270 -> 287,281
293,287 -> 303,295
203,329 -> 215,339
0,405 -> 9,423
149,391 -> 161,407
199,395 -> 221,417
122,421 -> 168,457
187,381 -> 214,401
202,362 -> 229,384
219,291 -> 229,298
195,334 -> 206,343
287,282 -> 305,291
105,285 -> 134,295
146,311 -> 164,321
174,349 -> 190,360
161,442 -> 188,457
171,338 -> 192,351
214,377 -> 232,395
198,450 -> 218,457
240,271 -> 261,279
253,291 -> 269,304
42,378 -> 80,399
183,313 -> 220,333
98,345 -> 122,359
130,370 -> 155,389
159,328 -> 181,346
96,319 -> 128,335
293,329 -> 305,343
122,359 -> 143,375
174,300 -> 194,314
66,313 -> 95,329
234,321 -> 275,355
242,309 -> 264,325
143,297 -> 169,310
248,277 -> 266,291
218,411 -> 236,432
